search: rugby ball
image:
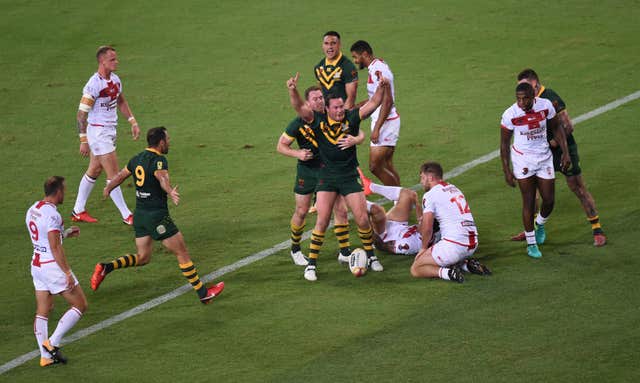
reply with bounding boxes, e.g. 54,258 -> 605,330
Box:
349,248 -> 368,277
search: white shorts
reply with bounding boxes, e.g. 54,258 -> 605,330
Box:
370,116 -> 400,147
87,124 -> 117,156
31,263 -> 79,294
510,147 -> 554,180
431,237 -> 478,267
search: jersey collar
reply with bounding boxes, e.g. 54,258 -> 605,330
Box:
145,147 -> 162,155
327,115 -> 342,126
325,52 -> 343,67
536,85 -> 545,98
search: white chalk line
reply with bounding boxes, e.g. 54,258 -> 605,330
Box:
2,90 -> 638,375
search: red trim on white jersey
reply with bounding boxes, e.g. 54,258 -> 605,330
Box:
443,231 -> 477,250
511,145 -> 524,155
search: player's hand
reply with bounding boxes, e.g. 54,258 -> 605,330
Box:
169,185 -> 180,205
378,76 -> 390,88
65,272 -> 75,291
504,171 -> 516,188
338,135 -> 357,150
298,149 -> 314,161
102,186 -> 111,200
131,123 -> 140,140
79,142 -> 90,157
64,226 -> 81,238
286,72 -> 299,90
370,128 -> 380,144
560,153 -> 571,172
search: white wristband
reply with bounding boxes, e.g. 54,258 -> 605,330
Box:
128,116 -> 136,122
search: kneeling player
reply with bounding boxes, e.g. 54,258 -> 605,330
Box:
409,162 -> 490,283
91,127 -> 224,304
27,176 -> 88,367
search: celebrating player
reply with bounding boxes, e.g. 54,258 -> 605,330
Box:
277,85 -> 363,266
500,83 -> 571,258
71,46 -> 139,225
314,31 -> 359,109
91,127 -> 224,304
27,176 -> 87,367
410,162 -> 488,283
509,69 -> 606,247
350,40 -> 401,186
287,72 -> 389,281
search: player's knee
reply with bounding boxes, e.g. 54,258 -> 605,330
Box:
294,205 -> 308,221
401,188 -> 417,201
410,263 -> 421,278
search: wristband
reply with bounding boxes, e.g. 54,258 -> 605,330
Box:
64,269 -> 72,276
128,116 -> 137,123
79,133 -> 88,143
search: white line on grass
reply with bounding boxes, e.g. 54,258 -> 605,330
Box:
2,90 -> 639,375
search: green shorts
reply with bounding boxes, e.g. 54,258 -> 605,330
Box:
552,141 -> 582,177
133,209 -> 179,241
293,163 -> 320,195
316,172 -> 364,196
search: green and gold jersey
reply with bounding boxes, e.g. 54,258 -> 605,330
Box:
307,109 -> 361,177
283,116 -> 322,168
314,52 -> 358,101
539,86 -> 575,145
126,148 -> 169,211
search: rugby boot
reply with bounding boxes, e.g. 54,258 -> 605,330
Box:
71,210 -> 98,223
527,244 -> 542,259
290,250 -> 309,266
200,282 -> 225,304
357,167 -> 373,196
593,233 -> 607,247
535,224 -> 546,245
42,340 -> 67,364
90,263 -> 107,291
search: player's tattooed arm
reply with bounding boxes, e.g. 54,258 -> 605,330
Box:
557,110 -> 574,135
77,110 -> 88,135
548,116 -> 571,171
103,167 -> 132,198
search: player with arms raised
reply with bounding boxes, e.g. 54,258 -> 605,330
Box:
91,127 -> 224,304
71,46 -> 140,225
27,176 -> 87,367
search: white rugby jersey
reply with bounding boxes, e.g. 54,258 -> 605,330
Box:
367,58 -> 398,121
501,97 -> 556,156
422,182 -> 477,247
393,225 -> 422,255
26,201 -> 63,264
82,72 -> 122,127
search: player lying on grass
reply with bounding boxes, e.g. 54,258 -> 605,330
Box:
91,127 -> 224,304
359,168 -> 490,282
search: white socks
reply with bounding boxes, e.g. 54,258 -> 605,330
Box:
438,267 -> 451,280
525,231 -> 536,245
370,183 -> 401,202
73,174 -> 96,213
535,214 -> 549,226
106,180 -> 132,219
49,307 -> 83,347
34,315 -> 48,357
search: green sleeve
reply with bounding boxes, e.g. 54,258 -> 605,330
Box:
342,59 -> 358,83
284,117 -> 302,138
542,88 -> 566,113
126,156 -> 135,173
155,156 -> 168,172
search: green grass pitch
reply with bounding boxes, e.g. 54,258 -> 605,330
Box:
1,0 -> 639,381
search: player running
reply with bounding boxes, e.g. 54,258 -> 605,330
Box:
509,69 -> 607,247
91,127 -> 224,304
71,46 -> 139,225
277,85 -> 362,266
500,82 -> 571,258
27,176 -> 88,367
